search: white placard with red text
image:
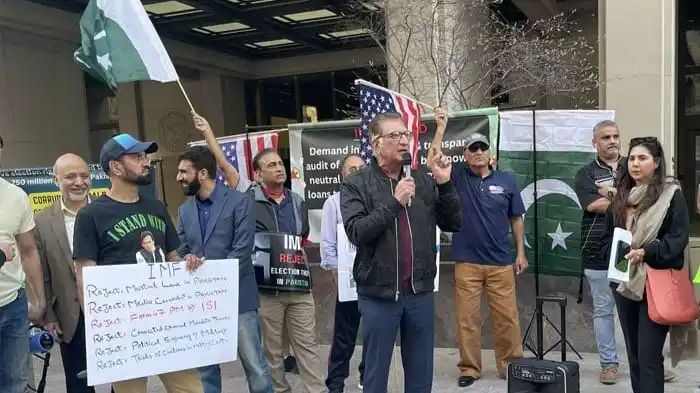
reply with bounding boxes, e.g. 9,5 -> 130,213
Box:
82,260 -> 238,386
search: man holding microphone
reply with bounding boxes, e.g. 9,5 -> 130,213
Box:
340,108 -> 461,393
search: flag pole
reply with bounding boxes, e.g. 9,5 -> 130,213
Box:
176,78 -> 195,112
354,79 -> 435,111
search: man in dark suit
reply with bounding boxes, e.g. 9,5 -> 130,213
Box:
176,144 -> 273,393
35,153 -> 93,393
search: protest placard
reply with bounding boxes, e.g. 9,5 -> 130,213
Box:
83,260 -> 238,386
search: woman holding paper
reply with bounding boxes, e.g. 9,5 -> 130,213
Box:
600,137 -> 689,393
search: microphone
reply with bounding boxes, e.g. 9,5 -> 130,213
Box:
401,152 -> 412,207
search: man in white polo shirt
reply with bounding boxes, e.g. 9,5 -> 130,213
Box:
0,165 -> 47,393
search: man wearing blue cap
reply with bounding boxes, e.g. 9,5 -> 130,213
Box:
73,134 -> 204,393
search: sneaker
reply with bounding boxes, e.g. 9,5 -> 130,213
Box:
600,365 -> 618,385
664,369 -> 675,382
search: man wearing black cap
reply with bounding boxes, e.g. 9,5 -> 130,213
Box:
451,133 -> 527,388
73,134 -> 204,393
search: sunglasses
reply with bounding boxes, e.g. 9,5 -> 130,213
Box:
467,142 -> 489,152
630,136 -> 658,145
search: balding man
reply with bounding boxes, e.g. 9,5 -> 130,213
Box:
34,153 -> 94,393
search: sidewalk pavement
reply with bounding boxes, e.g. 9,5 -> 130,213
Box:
34,345 -> 700,393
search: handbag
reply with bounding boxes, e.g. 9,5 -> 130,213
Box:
646,265 -> 700,325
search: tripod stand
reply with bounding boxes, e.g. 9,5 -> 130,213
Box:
509,108 -> 581,360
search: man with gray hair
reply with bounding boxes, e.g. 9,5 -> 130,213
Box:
35,153 -> 94,393
574,120 -> 623,385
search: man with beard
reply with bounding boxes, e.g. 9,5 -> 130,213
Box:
176,145 -> 273,393
73,134 -> 204,393
247,149 -> 325,393
574,120 -> 624,385
34,153 -> 94,393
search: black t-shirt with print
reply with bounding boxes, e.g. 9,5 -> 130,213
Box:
73,195 -> 179,266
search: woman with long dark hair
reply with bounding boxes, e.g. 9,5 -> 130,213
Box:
600,137 -> 689,393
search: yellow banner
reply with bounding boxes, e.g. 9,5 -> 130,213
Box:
28,189 -> 108,213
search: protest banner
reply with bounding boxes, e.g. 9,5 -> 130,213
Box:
337,223 -> 442,300
0,164 -> 156,213
289,108 -> 498,243
336,223 -> 357,302
82,260 -> 239,386
253,232 -> 311,291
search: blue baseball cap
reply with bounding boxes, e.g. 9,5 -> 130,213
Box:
100,134 -> 158,173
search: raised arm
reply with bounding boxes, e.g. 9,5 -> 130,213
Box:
192,112 -> 241,189
426,107 -> 447,166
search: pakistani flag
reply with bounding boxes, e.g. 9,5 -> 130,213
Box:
498,110 -> 615,276
74,0 -> 178,89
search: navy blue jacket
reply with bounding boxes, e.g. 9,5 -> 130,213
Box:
177,185 -> 258,313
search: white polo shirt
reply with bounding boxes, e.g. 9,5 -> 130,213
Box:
0,177 -> 35,307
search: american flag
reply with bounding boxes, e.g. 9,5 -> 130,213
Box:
190,131 -> 279,184
357,80 -> 422,169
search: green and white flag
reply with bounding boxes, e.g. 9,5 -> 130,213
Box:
498,110 -> 615,276
74,0 -> 178,89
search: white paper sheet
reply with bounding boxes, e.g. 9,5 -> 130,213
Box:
83,260 -> 239,386
608,227 -> 632,283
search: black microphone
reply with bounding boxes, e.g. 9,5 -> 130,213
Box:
401,152 -> 412,207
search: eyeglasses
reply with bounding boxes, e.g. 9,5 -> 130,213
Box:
467,142 -> 489,152
630,136 -> 658,145
378,131 -> 411,141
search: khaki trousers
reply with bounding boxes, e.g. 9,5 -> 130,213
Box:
455,262 -> 523,378
259,292 -> 325,393
112,369 -> 203,393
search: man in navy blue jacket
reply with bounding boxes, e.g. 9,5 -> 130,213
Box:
176,144 -> 273,393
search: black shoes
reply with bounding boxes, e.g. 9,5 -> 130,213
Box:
283,356 -> 299,374
458,376 -> 476,387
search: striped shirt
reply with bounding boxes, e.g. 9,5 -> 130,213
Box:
574,157 -> 623,270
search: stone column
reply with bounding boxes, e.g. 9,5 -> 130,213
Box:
599,0 -> 677,172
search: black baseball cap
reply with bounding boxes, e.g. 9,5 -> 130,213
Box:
100,134 -> 158,173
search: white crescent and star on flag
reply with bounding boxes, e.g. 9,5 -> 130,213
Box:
520,179 -> 580,251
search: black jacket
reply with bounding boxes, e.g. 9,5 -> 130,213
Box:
600,188 -> 689,271
246,185 -> 309,238
340,158 -> 462,299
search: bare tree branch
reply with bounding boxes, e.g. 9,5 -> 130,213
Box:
343,0 -> 598,111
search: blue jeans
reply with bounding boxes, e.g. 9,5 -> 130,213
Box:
359,292 -> 434,393
585,269 -> 618,366
0,289 -> 28,393
199,310 -> 273,393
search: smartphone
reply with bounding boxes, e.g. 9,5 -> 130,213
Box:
615,242 -> 630,272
